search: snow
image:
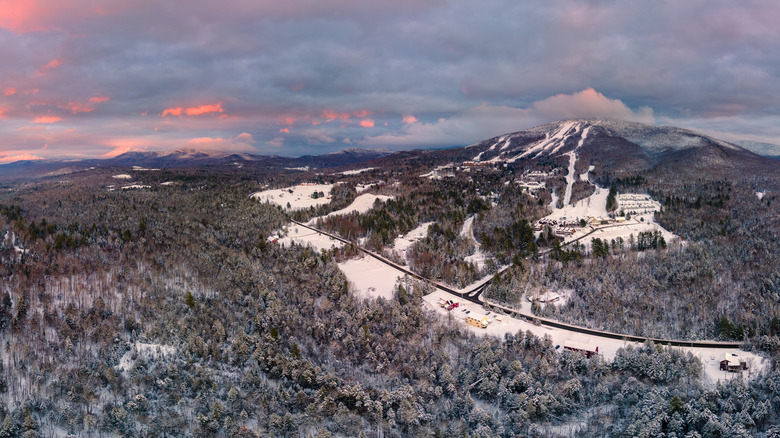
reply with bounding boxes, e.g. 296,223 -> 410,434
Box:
116,342 -> 176,373
423,289 -> 767,385
339,255 -> 403,300
461,216 -> 487,270
516,121 -> 578,160
356,183 -> 375,193
580,164 -> 595,181
112,174 -> 132,179
132,166 -> 159,171
309,193 -> 392,224
121,184 -> 151,190
161,181 -> 175,186
275,224 -> 344,251
757,191 -> 765,200
340,167 -> 375,175
251,183 -> 335,210
392,221 -> 433,259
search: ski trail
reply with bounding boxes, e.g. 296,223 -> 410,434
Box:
562,126 -> 590,207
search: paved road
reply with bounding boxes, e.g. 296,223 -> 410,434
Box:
290,220 -> 741,349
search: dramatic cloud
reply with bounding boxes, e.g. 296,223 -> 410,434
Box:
364,89 -> 654,147
2,0 -> 780,160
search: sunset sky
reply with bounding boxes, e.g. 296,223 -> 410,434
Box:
1,0 -> 780,163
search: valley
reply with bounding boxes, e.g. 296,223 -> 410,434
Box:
1,120 -> 780,436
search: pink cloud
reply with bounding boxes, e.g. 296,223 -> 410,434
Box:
279,128 -> 290,133
162,102 -> 223,117
402,115 -> 417,124
90,96 -> 110,103
33,116 -> 62,123
0,153 -> 45,164
185,102 -> 223,116
38,58 -> 61,75
322,109 -> 351,121
66,102 -> 95,114
4,87 -> 15,96
360,119 -> 375,128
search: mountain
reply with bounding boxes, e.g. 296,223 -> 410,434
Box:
466,119 -> 779,179
732,140 -> 780,160
0,147 -> 391,180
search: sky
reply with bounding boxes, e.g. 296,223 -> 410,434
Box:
1,0 -> 780,163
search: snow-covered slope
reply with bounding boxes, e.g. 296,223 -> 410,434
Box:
468,119 -> 777,178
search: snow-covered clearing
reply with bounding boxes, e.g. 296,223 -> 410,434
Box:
117,342 -> 176,373
460,216 -> 487,270
112,174 -> 132,179
309,193 -> 392,225
756,191 -> 766,200
356,183 -> 375,193
274,224 -> 344,251
339,255 -> 403,300
132,166 -> 159,171
251,183 -> 335,210
121,184 -> 151,190
423,289 -> 767,385
392,221 -> 432,260
340,167 -> 374,175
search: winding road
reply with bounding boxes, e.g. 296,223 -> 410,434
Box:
290,219 -> 741,349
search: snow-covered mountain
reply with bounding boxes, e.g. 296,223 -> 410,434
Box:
467,119 -> 777,177
0,148 -> 392,180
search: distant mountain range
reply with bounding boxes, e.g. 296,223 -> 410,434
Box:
0,147 -> 392,180
2,120 -> 778,181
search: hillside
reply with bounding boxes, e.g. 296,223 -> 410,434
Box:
0,120 -> 780,436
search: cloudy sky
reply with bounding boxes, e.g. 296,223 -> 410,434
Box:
1,0 -> 779,162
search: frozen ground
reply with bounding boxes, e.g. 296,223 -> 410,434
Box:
392,221 -> 432,261
461,216 -> 487,270
275,224 -> 344,251
340,167 -> 374,175
116,342 -> 176,374
339,255 -> 403,300
423,289 -> 767,385
309,193 -> 392,224
251,183 -> 335,210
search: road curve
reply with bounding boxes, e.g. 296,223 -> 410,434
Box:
290,220 -> 742,350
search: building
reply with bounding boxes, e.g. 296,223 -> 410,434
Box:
466,316 -> 489,328
563,340 -> 599,358
720,353 -> 748,372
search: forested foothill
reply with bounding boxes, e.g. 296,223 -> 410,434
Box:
0,153 -> 779,438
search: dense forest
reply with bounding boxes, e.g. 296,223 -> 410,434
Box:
0,164 -> 779,437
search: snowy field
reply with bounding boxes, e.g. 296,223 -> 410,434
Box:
340,167 -> 374,175
392,221 -> 432,261
251,183 -> 335,210
339,255 -> 403,300
422,289 -> 767,386
275,224 -> 344,251
460,216 -> 487,270
309,193 -> 392,224
112,174 -> 132,179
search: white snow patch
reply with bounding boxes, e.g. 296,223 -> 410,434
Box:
339,255 -> 403,300
251,183 -> 335,210
310,194 -> 392,224
460,216 -> 487,270
340,167 -> 375,175
112,174 -> 132,179
274,224 -> 344,251
117,342 -> 176,373
757,191 -> 765,200
356,183 -> 375,193
161,181 -> 175,186
121,184 -> 151,190
393,221 -> 433,260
